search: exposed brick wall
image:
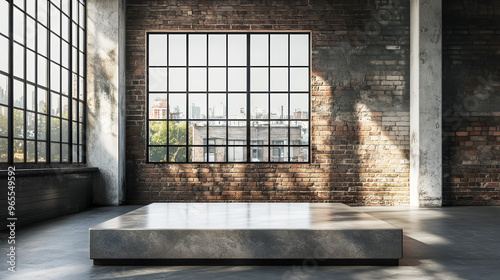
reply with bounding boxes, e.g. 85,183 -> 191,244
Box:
125,0 -> 411,205
443,0 -> 500,205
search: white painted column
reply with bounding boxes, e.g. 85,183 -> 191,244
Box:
410,0 -> 442,207
86,0 -> 126,205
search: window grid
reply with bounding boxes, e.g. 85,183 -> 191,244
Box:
0,0 -> 86,164
147,32 -> 310,163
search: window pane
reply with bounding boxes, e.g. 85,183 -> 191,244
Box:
227,68 -> 246,92
62,143 -> 68,162
14,80 -> 24,108
72,99 -> 77,120
78,122 -> 83,143
78,51 -> 84,75
27,141 -> 35,162
209,94 -> 226,119
250,121 -> 268,145
0,138 -> 7,162
209,34 -> 226,66
13,7 -> 24,44
27,16 -> 36,50
51,142 -> 60,162
51,62 -> 61,92
169,146 -> 186,162
169,94 -> 186,119
228,94 -> 246,119
188,121 -> 206,145
61,0 -> 69,15
149,146 -> 167,162
38,24 -> 48,56
0,36 -> 8,72
27,112 -> 35,139
0,105 -> 8,137
61,96 -> 68,118
14,109 -> 24,138
149,121 -> 166,145
78,76 -> 84,100
168,68 -> 186,92
250,68 -> 268,92
188,34 -> 207,66
168,121 -> 186,145
0,74 -> 9,105
209,121 -> 226,145
271,146 -> 288,162
62,41 -> 69,69
14,139 -> 24,162
72,0 -> 78,24
38,114 -> 47,140
78,2 -> 84,28
51,93 -> 60,116
291,121 -> 309,145
290,146 -> 309,162
270,68 -> 288,92
189,94 -> 207,119
13,43 -> 24,79
188,146 -> 206,162
148,68 -> 168,92
271,121 -> 288,145
208,146 -> 226,162
62,15 -> 69,41
228,121 -> 246,144
168,34 -> 186,66
61,68 -> 69,95
290,34 -> 309,66
26,85 -> 35,111
72,24 -> 77,48
0,0 -> 9,37
250,146 -> 268,162
50,4 -> 60,35
14,0 -> 23,9
78,27 -> 84,50
149,34 -> 168,66
228,146 -> 246,162
208,68 -> 226,92
38,55 -> 47,87
149,94 -> 168,120
72,72 -> 78,97
290,68 -> 309,92
250,34 -> 268,66
78,144 -> 83,162
72,145 -> 77,162
290,94 -> 308,119
38,89 -> 47,113
250,94 -> 268,119
228,35 -> 246,66
270,34 -> 288,66
188,68 -> 207,92
51,33 -> 61,64
27,50 -> 36,83
72,121 -> 77,143
51,117 -> 60,141
270,94 -> 288,119
38,141 -> 47,162
78,101 -> 83,122
61,119 -> 68,142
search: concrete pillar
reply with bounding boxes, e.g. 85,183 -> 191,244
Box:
86,0 -> 126,205
410,0 -> 442,207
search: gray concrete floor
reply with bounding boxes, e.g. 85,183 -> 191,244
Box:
1,205 -> 499,280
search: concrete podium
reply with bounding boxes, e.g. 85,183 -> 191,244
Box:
90,203 -> 402,265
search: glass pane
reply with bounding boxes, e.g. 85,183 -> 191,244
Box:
13,7 -> 24,44
209,121 -> 226,145
78,144 -> 83,162
51,62 -> 61,92
168,121 -> 186,145
250,34 -> 268,66
72,121 -> 77,143
250,121 -> 268,145
61,96 -> 68,118
13,43 -> 24,79
290,94 -> 308,119
52,0 -> 61,9
0,36 -> 8,72
290,34 -> 309,66
38,88 -> 47,113
291,121 -> 309,145
0,74 -> 8,105
149,34 -> 168,66
271,121 -> 288,144
27,140 -> 35,162
61,119 -> 68,142
27,16 -> 36,50
149,121 -> 167,145
208,146 -> 226,162
38,141 -> 47,162
188,68 -> 207,92
14,109 -> 24,138
250,146 -> 268,162
189,94 -> 207,119
61,68 -> 69,95
209,34 -> 226,66
149,146 -> 167,162
72,145 -> 77,162
72,24 -> 77,48
271,146 -> 288,162
290,146 -> 309,162
270,34 -> 288,66
51,142 -> 60,162
38,55 -> 47,87
188,121 -> 206,145
61,0 -> 70,15
290,68 -> 309,92
149,94 -> 168,120
78,76 -> 83,100
38,114 -> 47,140
270,94 -> 288,119
62,41 -> 69,69
51,33 -> 61,64
78,122 -> 83,143
62,15 -> 69,41
227,68 -> 246,92
228,35 -> 246,66
188,146 -> 206,162
0,105 -> 8,137
38,24 -> 48,56
169,146 -> 187,162
13,80 -> 24,108
228,146 -> 246,162
26,50 -> 36,83
72,0 -> 78,24
51,93 -> 60,116
38,0 -> 48,26
250,94 -> 268,119
169,94 -> 186,119
78,101 -> 83,122
270,68 -> 288,92
168,68 -> 186,92
0,0 -> 9,37
50,4 -> 60,35
188,34 -> 207,66
78,51 -> 83,75
148,68 -> 168,91
78,27 -> 83,50
250,68 -> 268,92
209,94 -> 226,119
228,94 -> 246,119
72,99 -> 77,120
61,143 -> 68,162
78,2 -> 84,27
51,117 -> 61,142
72,72 -> 77,97
14,139 -> 24,162
26,112 -> 35,139
14,0 -> 24,9
0,138 -> 7,162
228,121 -> 246,144
168,34 -> 186,66
208,68 -> 226,92
26,85 -> 35,111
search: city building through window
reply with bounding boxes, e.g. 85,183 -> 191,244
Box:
147,32 -> 310,163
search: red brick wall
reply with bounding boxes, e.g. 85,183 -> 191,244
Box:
125,0 -> 411,205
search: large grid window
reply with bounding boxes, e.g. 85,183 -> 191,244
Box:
147,32 -> 310,163
0,0 -> 86,164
